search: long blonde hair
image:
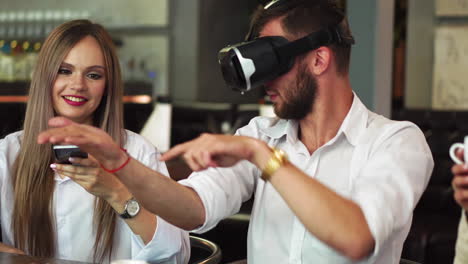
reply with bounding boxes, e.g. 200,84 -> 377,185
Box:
12,19 -> 126,263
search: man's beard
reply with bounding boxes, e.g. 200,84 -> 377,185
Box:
273,63 -> 317,120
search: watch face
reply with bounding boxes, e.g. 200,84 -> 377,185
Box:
127,199 -> 140,216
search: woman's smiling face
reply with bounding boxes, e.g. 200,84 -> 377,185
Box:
52,35 -> 106,125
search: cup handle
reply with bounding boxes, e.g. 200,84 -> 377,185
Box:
450,143 -> 465,165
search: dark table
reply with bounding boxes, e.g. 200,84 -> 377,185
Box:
0,252 -> 90,264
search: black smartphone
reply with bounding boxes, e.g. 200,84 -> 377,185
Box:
53,145 -> 88,164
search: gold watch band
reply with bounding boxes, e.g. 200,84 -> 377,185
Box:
261,147 -> 288,181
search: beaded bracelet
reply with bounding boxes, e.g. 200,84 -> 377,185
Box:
100,148 -> 131,173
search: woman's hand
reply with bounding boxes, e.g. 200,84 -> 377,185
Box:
52,156 -> 158,244
38,117 -> 128,170
51,154 -> 129,203
160,133 -> 270,171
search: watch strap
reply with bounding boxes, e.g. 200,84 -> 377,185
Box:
119,210 -> 133,219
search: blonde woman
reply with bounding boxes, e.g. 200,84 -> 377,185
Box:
0,20 -> 189,263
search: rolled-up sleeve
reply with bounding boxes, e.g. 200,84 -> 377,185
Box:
179,159 -> 258,233
131,216 -> 190,264
350,124 -> 433,257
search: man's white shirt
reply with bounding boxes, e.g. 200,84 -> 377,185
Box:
180,93 -> 433,264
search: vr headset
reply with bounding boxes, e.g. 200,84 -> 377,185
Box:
218,23 -> 355,93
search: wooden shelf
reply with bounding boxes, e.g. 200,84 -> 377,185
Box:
0,96 -> 28,103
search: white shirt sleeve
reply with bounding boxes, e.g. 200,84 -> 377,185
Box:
179,159 -> 258,234
125,132 -> 190,263
177,120 -> 263,233
0,132 -> 22,234
350,124 -> 433,257
455,211 -> 468,264
131,216 -> 190,264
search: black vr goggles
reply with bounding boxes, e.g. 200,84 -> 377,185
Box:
218,24 -> 355,93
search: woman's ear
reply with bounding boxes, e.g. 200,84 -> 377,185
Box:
309,46 -> 331,76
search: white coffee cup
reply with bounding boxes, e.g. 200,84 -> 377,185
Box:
449,136 -> 468,165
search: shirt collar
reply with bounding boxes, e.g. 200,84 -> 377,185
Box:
337,92 -> 369,146
259,92 -> 368,146
259,118 -> 297,142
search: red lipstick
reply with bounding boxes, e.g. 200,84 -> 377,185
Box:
62,95 -> 88,106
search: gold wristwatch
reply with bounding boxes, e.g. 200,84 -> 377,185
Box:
261,147 -> 288,181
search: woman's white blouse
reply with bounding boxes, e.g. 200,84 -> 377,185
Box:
0,130 -> 189,263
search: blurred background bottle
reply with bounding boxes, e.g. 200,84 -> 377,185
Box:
0,10 -> 43,83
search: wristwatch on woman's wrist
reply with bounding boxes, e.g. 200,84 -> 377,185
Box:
119,197 -> 140,219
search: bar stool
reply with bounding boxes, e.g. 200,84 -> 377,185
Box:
189,236 -> 222,264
